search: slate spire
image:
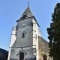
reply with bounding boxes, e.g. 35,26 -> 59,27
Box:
17,6 -> 40,27
18,6 -> 33,20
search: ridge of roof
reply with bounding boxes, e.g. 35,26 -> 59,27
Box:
38,36 -> 49,44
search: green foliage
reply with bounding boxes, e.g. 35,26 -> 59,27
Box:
47,3 -> 60,60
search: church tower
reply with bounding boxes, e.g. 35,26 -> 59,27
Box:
8,6 -> 52,60
8,6 -> 41,60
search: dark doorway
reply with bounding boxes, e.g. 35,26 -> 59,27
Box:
43,54 -> 47,60
19,52 -> 24,60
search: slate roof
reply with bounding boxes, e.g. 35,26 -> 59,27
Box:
18,6 -> 33,20
16,6 -> 40,27
38,36 -> 49,53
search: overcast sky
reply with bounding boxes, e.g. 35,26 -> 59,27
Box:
0,0 -> 60,50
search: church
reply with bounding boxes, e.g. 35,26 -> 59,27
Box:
8,6 -> 52,60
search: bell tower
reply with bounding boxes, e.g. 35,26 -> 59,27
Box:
8,6 -> 41,60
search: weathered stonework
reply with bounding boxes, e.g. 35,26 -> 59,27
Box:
8,7 -> 52,60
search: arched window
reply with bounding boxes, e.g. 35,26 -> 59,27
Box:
22,31 -> 26,38
19,52 -> 24,60
43,54 -> 47,60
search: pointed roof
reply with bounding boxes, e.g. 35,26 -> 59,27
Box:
22,6 -> 33,17
18,6 -> 33,20
17,6 -> 40,27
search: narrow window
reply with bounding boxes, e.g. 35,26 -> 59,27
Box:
22,32 -> 26,38
22,33 -> 25,38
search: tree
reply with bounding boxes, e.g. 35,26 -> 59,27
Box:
47,3 -> 60,60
